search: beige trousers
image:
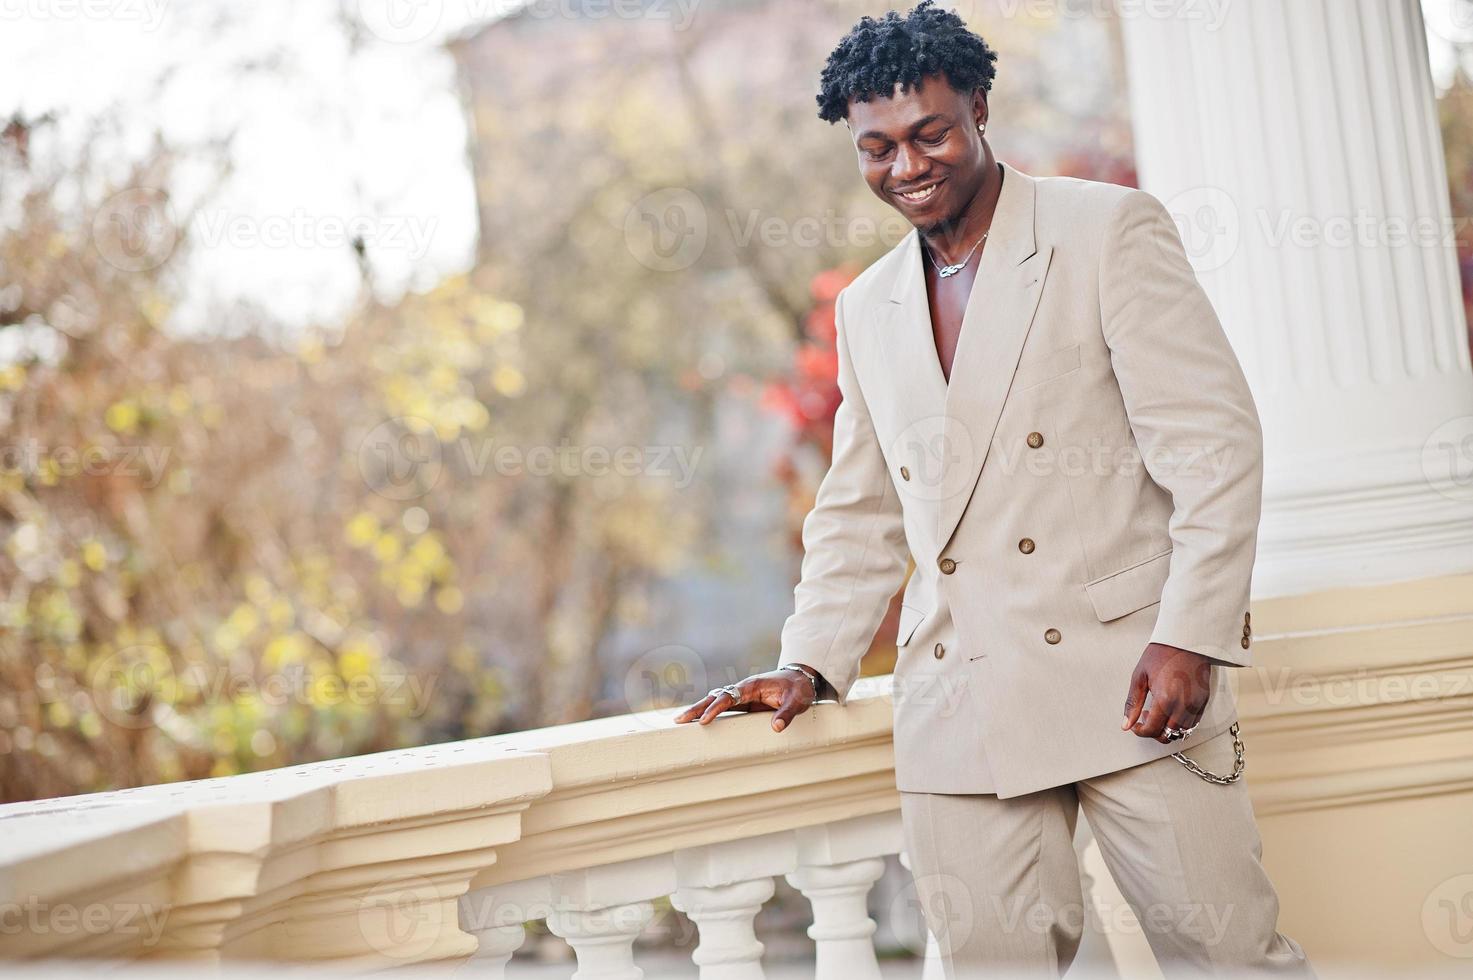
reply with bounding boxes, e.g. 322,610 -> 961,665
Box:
900,730 -> 1314,978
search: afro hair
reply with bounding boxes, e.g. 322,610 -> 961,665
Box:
816,1 -> 999,123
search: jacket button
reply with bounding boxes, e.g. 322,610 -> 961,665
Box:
1240,635 -> 1251,649
1242,624 -> 1252,637
1027,431 -> 1045,449
1244,611 -> 1251,626
1018,537 -> 1035,554
933,642 -> 945,660
939,557 -> 957,574
1044,628 -> 1061,644
900,466 -> 911,481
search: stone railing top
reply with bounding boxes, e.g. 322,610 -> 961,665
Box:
0,674 -> 898,964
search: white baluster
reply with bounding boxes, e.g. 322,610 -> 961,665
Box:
546,901 -> 655,980
459,885 -> 534,978
897,850 -> 944,980
671,876 -> 774,980
1074,818 -> 1160,980
786,858 -> 885,980
456,923 -> 525,978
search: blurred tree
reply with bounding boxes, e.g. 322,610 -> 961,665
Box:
0,134 -> 503,799
0,0 -> 1149,801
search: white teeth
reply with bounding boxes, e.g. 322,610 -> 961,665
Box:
899,185 -> 938,202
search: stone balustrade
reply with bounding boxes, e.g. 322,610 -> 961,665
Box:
0,675 -> 930,975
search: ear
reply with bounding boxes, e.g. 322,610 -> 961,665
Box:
972,88 -> 989,129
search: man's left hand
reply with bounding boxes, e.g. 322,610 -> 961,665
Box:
1121,643 -> 1213,743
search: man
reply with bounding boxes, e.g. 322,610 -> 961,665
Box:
676,3 -> 1312,976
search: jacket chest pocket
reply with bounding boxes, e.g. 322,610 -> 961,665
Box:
1012,343 -> 1081,392
1083,548 -> 1173,622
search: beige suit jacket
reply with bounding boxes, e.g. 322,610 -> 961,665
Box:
777,160 -> 1264,798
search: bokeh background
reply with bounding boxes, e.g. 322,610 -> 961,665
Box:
1,0 -> 1471,806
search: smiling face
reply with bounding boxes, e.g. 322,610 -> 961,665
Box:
846,75 -> 990,237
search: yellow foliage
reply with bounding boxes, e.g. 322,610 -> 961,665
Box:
490,364 -> 525,397
167,386 -> 192,416
337,646 -> 373,679
372,533 -> 402,563
82,540 -> 107,571
345,512 -> 379,548
263,633 -> 309,669
267,597 -> 294,630
297,337 -> 326,365
225,604 -> 262,638
46,701 -> 73,729
57,560 -> 81,588
434,586 -> 464,615
104,400 -> 141,434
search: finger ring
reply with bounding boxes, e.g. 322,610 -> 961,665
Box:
719,684 -> 743,704
706,688 -> 725,700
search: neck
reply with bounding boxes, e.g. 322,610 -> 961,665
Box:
920,159 -> 1002,266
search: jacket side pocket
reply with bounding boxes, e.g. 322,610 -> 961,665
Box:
897,604 -> 927,646
1083,548 -> 1173,622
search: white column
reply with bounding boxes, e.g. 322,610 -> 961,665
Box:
1119,0 -> 1473,597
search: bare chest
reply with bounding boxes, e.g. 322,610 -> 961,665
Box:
924,262 -> 980,383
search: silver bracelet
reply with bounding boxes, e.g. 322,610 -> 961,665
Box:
780,663 -> 819,697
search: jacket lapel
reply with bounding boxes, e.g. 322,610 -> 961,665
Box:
877,230 -> 948,431
935,161 -> 1054,549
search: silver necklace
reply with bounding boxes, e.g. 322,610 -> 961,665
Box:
924,230 -> 988,278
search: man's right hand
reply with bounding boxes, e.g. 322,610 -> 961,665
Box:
672,667 -> 820,733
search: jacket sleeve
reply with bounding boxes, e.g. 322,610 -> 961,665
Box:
777,286 -> 911,702
1098,189 -> 1264,668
